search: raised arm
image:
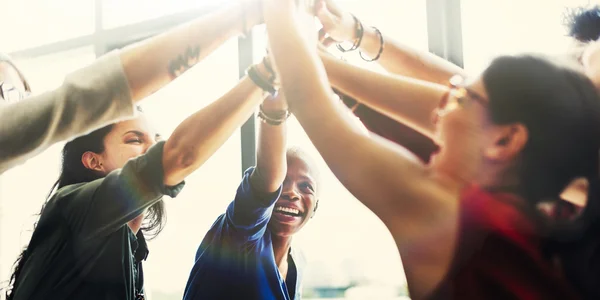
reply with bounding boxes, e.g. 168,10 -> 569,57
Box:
225,93 -> 288,240
162,59 -> 275,186
120,0 -> 262,101
250,93 -> 288,194
316,0 -> 465,85
320,51 -> 445,138
264,0 -> 456,226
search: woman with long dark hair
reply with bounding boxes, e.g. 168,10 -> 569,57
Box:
263,0 -> 600,298
4,49 -> 279,299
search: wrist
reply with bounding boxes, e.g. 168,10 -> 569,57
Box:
336,14 -> 363,52
238,0 -> 263,36
258,103 -> 290,126
262,92 -> 288,112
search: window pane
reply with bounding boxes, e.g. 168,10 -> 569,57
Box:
0,47 -> 95,282
461,0 -> 590,73
1,0 -> 94,53
102,0 -> 230,29
138,39 -> 242,299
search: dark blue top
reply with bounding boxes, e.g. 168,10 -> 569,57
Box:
183,167 -> 305,300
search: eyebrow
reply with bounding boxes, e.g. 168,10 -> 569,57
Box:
123,130 -> 145,137
299,174 -> 316,184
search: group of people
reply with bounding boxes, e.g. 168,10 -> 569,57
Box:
2,0 -> 600,299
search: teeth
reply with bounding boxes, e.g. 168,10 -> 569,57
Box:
275,206 -> 300,215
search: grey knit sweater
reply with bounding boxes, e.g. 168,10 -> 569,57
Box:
0,51 -> 135,174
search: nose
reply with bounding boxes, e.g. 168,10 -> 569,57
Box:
281,183 -> 300,201
431,109 -> 440,126
143,139 -> 157,154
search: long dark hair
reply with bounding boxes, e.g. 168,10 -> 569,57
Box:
5,121 -> 166,299
482,55 -> 600,298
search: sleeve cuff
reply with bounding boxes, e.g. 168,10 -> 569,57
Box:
241,167 -> 282,207
66,50 -> 136,123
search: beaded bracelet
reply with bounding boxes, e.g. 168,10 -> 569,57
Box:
247,65 -> 276,95
258,104 -> 291,126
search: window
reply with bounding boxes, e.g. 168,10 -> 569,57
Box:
102,0 -> 229,29
1,0 -> 94,53
461,0 -> 591,73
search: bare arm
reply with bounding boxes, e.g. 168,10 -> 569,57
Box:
320,52 -> 445,138
250,92 -> 288,194
161,65 -> 268,186
265,0 -> 455,227
120,0 -> 262,102
316,0 -> 466,85
357,27 -> 466,84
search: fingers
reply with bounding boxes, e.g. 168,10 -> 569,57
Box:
318,28 -> 338,46
322,0 -> 343,16
315,0 -> 337,25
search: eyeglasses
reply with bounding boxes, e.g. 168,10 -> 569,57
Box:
436,75 -> 489,117
0,81 -> 30,103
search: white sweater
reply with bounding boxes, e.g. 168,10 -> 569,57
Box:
0,51 -> 135,174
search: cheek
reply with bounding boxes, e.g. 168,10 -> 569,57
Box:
104,146 -> 146,171
438,109 -> 486,157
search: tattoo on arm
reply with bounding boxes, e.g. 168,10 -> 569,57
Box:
168,45 -> 201,78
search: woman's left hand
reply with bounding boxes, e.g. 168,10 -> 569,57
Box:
315,0 -> 356,44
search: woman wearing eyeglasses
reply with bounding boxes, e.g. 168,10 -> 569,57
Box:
0,0 -> 262,174
264,0 -> 600,298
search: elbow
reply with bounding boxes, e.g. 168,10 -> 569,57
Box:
162,139 -> 198,183
252,165 -> 286,194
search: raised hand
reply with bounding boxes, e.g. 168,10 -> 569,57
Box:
315,0 -> 357,45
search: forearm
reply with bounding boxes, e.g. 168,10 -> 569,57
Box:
358,27 -> 465,84
120,0 -> 260,102
267,0 -> 450,231
162,77 -> 262,185
251,96 -> 288,194
265,3 -> 330,113
321,53 -> 445,138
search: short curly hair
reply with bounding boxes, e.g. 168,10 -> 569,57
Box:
565,5 -> 600,42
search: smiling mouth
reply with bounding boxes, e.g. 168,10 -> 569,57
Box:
274,205 -> 303,217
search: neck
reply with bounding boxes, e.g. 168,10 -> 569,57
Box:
272,234 -> 293,267
475,163 -> 520,193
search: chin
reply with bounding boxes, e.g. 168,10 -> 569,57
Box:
269,223 -> 298,238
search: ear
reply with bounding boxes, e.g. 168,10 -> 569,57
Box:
311,200 -> 319,218
483,123 -> 528,162
561,177 -> 589,207
81,151 -> 105,173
